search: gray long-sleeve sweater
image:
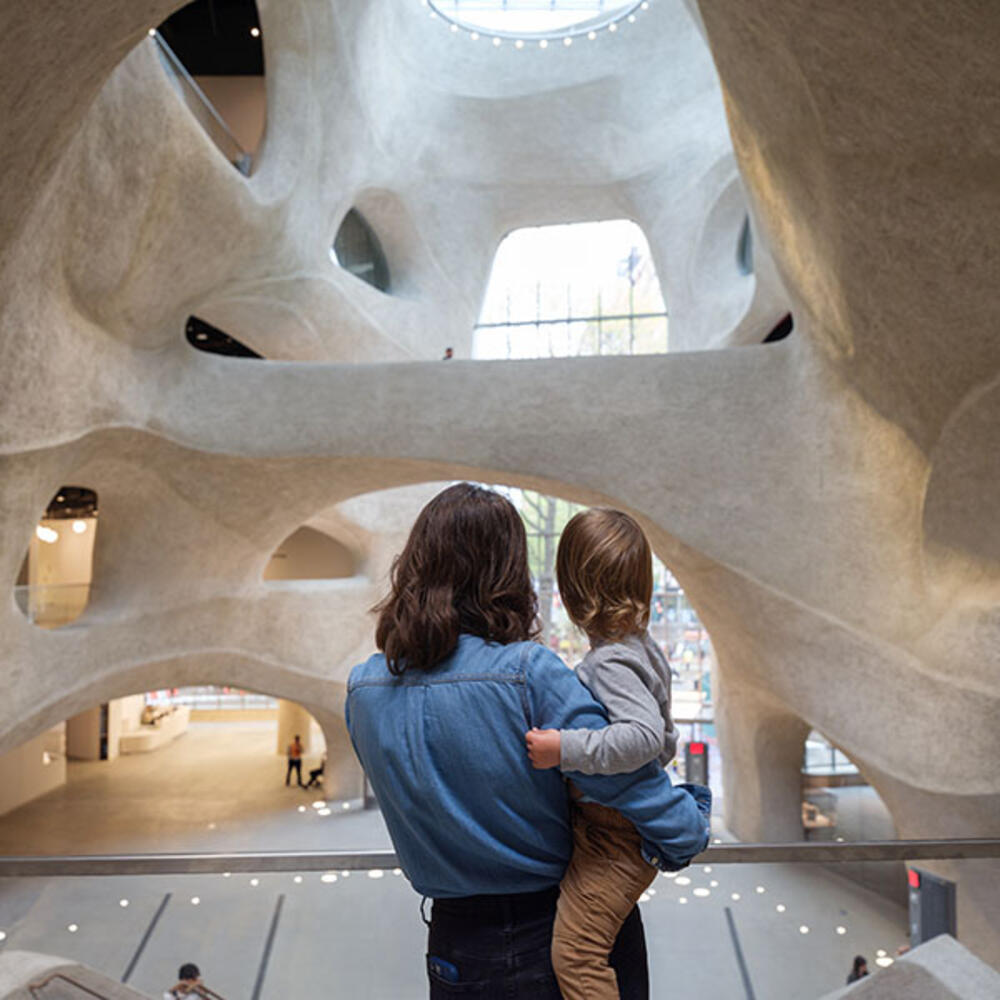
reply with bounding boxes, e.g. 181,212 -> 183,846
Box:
559,632 -> 679,775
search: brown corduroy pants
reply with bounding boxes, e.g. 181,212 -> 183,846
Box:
551,798 -> 658,1000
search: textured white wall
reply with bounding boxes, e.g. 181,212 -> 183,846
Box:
0,0 -> 997,966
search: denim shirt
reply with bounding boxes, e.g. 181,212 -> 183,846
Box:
346,635 -> 711,898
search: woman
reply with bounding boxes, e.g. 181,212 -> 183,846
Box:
345,483 -> 709,998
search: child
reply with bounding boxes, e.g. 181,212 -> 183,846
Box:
525,507 -> 705,1000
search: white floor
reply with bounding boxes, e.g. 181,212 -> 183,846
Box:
0,722 -> 909,999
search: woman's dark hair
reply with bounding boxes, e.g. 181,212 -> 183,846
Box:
374,483 -> 538,674
852,956 -> 867,974
178,963 -> 200,981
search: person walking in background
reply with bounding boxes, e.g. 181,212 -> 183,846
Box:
846,955 -> 869,983
285,734 -> 304,787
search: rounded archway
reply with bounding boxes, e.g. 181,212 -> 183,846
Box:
15,487 -> 99,629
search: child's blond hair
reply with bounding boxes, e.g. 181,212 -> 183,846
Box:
556,508 -> 653,641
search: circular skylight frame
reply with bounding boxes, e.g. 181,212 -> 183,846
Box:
424,0 -> 651,44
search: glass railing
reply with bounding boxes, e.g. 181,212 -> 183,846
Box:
13,583 -> 92,628
150,31 -> 252,176
1,840 -> 996,999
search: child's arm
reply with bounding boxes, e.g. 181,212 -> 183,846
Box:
528,648 -> 675,774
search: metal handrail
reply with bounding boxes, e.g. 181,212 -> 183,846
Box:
2,840 -> 998,877
28,971 -> 111,999
149,31 -> 252,176
27,969 -> 226,999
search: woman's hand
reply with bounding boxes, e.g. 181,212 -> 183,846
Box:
525,728 -> 561,769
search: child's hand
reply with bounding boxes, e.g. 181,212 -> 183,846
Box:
525,728 -> 561,770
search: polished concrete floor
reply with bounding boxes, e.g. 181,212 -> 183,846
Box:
0,722 -> 909,999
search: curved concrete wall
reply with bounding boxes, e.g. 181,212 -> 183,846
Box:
0,0 -> 996,966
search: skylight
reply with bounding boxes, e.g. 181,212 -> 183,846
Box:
426,0 -> 647,40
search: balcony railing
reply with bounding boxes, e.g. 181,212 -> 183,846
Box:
2,839 -> 997,877
3,840 -> 997,999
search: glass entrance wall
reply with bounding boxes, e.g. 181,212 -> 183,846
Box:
473,220 -> 668,360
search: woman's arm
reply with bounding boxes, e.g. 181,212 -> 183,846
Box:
525,645 -> 710,869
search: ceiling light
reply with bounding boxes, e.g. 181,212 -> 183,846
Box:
297,805 -> 306,813
68,924 -> 79,933
678,897 -> 687,904
190,897 -> 200,906
799,925 -> 809,934
321,873 -> 338,883
36,525 -> 59,544
731,893 -> 740,901
776,904 -> 786,913
0,931 -> 5,942
119,899 -> 129,908
628,13 -> 637,22
249,878 -> 259,887
638,892 -> 650,902
710,880 -> 719,887
72,520 -> 87,534
223,872 -> 231,878
147,29 -> 155,37
318,808 -> 331,816
450,23 -> 458,32
492,36 -> 501,46
755,885 -> 766,894
836,926 -> 847,935
675,876 -> 690,886
515,39 -> 524,48
608,22 -> 617,32
293,875 -> 303,884
368,870 -> 385,879
470,31 -> 479,40
539,39 -> 548,48
250,26 -> 260,37
563,36 -> 572,46
693,888 -> 710,897
587,31 -> 596,40
875,957 -> 894,968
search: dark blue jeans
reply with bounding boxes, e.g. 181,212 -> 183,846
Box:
426,887 -> 649,998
